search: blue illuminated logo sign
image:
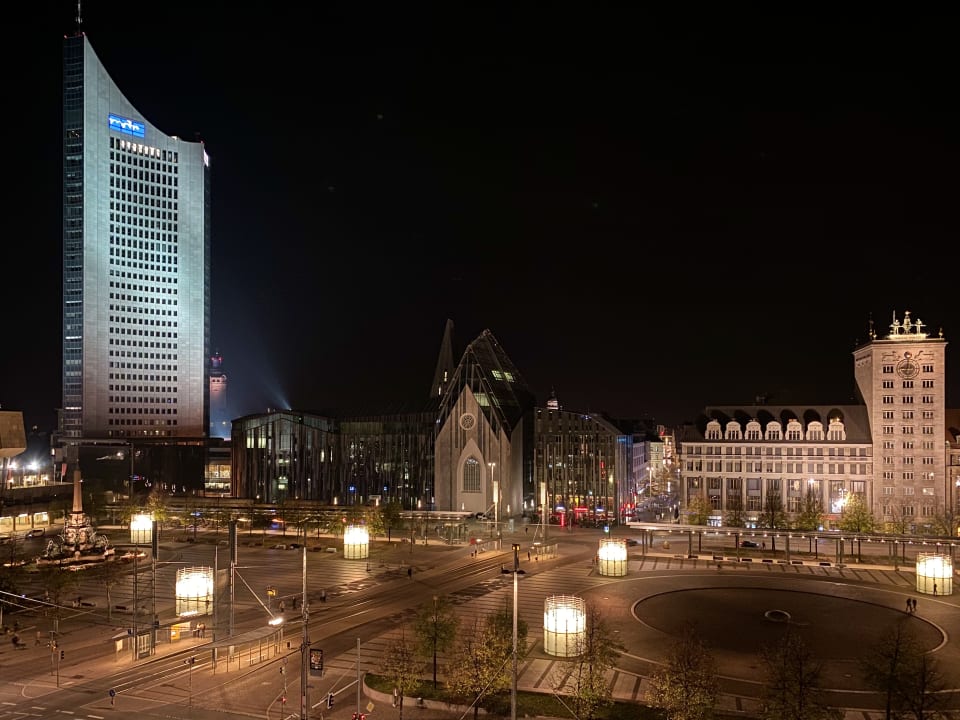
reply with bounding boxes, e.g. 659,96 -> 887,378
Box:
108,113 -> 145,138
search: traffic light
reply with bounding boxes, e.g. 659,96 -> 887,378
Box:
326,693 -> 334,709
60,650 -> 65,660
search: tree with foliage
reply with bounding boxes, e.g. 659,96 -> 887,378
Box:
446,614 -> 512,720
860,619 -> 945,720
839,493 -> 876,534
414,595 -> 459,688
758,493 -> 788,552
884,505 -> 910,535
553,603 -> 625,720
145,487 -> 170,538
379,625 -> 425,720
686,495 -> 712,526
723,494 -> 745,528
838,493 -> 876,562
379,501 -> 404,542
795,485 -> 824,531
647,623 -> 719,720
759,629 -> 841,720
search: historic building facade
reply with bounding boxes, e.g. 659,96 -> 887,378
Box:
678,311 -> 955,533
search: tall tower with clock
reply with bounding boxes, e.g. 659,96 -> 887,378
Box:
853,311 -> 948,530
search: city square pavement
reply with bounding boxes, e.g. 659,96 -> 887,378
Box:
1,527 -> 958,720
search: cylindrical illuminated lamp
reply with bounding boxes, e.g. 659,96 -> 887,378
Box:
176,566 -> 214,617
543,595 -> 586,657
915,553 -> 952,596
130,513 -> 153,545
597,538 -> 627,576
343,525 -> 370,559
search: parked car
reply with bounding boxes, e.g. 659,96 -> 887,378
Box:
26,528 -> 45,538
625,538 -> 640,547
740,540 -> 759,548
269,544 -> 288,550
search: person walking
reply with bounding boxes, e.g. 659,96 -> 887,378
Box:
933,583 -> 937,596
906,598 -> 912,613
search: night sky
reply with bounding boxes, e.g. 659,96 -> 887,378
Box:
4,6 -> 958,432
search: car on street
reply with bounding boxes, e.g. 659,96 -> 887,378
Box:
625,538 -> 640,546
26,528 -> 45,538
740,540 -> 759,548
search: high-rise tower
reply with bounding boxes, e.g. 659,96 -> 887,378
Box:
61,28 -> 211,441
209,351 -> 229,439
853,311 -> 948,528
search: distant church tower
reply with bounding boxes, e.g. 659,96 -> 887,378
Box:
209,351 -> 230,439
853,310 -> 948,529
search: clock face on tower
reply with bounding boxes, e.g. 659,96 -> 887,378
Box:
896,358 -> 919,379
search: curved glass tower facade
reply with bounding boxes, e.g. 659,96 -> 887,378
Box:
62,32 -> 211,441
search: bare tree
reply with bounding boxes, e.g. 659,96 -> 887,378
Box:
647,622 -> 720,720
860,619 -> 945,720
724,494 -> 746,528
760,629 -> 841,720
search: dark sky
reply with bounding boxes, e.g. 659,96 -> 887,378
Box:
4,6 -> 958,432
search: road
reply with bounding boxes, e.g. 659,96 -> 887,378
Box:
1,523 -> 958,720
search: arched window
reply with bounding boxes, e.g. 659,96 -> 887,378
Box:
463,457 -> 481,493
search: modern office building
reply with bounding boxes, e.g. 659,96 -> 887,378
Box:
678,310 -> 957,534
60,29 -> 211,446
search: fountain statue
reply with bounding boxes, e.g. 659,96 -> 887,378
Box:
37,469 -> 114,566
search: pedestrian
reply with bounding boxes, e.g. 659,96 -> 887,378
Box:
407,566 -> 412,579
35,631 -> 42,646
527,550 -> 531,561
292,597 -> 297,609
279,600 -> 285,613
912,598 -> 917,613
321,589 -> 326,603
906,598 -> 912,613
525,527 -> 528,534
933,583 -> 937,596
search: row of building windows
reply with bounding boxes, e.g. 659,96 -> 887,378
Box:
881,426 -> 937,434
694,462 -> 869,474
108,405 -> 178,413
693,446 -> 868,456
881,364 -> 934,373
882,395 -> 937,403
112,137 -> 179,164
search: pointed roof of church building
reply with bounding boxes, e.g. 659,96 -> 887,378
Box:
429,318 -> 456,401
436,328 -> 536,436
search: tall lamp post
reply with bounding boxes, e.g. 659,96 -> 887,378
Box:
501,543 -> 525,720
488,462 -> 498,538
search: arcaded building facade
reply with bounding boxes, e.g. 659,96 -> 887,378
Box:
61,31 -> 211,442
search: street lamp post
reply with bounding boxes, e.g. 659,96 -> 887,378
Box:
489,462 -> 498,538
501,544 -> 525,720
